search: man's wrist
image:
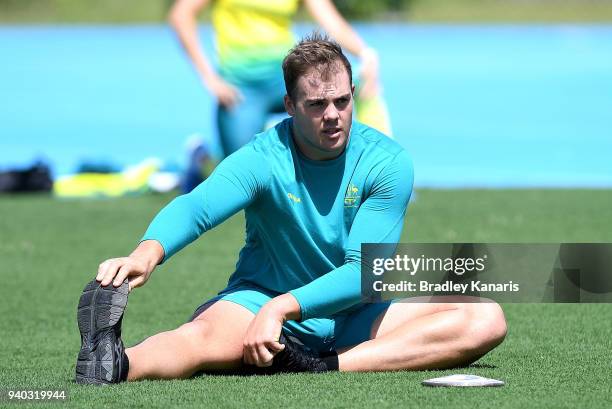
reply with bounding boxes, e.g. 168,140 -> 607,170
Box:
131,240 -> 164,272
264,293 -> 302,322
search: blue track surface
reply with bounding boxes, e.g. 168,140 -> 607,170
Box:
1,24 -> 611,187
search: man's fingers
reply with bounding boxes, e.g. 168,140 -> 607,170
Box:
266,341 -> 285,354
255,345 -> 274,367
100,260 -> 120,286
127,275 -> 145,292
96,261 -> 107,281
113,264 -> 132,287
96,259 -> 114,282
96,257 -> 149,290
243,342 -> 276,367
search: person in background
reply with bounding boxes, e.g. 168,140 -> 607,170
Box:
169,0 -> 392,191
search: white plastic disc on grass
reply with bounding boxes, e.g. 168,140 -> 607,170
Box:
422,374 -> 504,387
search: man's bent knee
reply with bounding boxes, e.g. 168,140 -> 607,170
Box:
175,319 -> 245,371
462,302 -> 507,356
177,320 -> 212,344
179,302 -> 254,369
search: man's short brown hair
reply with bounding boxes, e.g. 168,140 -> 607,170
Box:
282,32 -> 353,101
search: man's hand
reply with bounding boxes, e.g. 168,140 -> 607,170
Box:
96,257 -> 151,292
242,306 -> 285,367
242,294 -> 301,367
96,240 -> 164,292
206,75 -> 243,109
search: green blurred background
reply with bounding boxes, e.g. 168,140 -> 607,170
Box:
2,0 -> 612,23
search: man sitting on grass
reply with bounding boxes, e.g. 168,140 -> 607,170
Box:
75,33 -> 506,384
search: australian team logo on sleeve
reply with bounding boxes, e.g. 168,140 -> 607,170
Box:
287,192 -> 302,204
344,182 -> 361,208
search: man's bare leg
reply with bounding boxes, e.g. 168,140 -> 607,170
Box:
125,301 -> 254,380
124,298 -> 506,378
337,299 -> 507,372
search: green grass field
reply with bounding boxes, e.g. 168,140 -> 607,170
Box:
1,190 -> 611,408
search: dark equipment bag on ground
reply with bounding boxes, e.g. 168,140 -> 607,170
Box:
0,162 -> 53,193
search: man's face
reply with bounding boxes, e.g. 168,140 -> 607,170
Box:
284,62 -> 354,161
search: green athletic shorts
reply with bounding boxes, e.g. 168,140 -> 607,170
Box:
190,285 -> 393,353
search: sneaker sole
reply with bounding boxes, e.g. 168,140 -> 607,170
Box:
75,279 -> 128,385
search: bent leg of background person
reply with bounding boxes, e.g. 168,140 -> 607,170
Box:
216,77 -> 287,157
217,87 -> 268,157
337,298 -> 507,372
125,301 -> 254,380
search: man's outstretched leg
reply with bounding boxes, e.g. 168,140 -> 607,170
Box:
336,299 -> 507,372
125,300 -> 254,380
75,280 -> 332,383
75,279 -> 255,384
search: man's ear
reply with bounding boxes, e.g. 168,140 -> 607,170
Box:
284,94 -> 295,116
351,84 -> 355,95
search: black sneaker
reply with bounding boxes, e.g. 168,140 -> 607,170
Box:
75,279 -> 129,385
270,333 -> 329,373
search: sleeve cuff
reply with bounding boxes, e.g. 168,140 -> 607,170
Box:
288,289 -> 310,321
